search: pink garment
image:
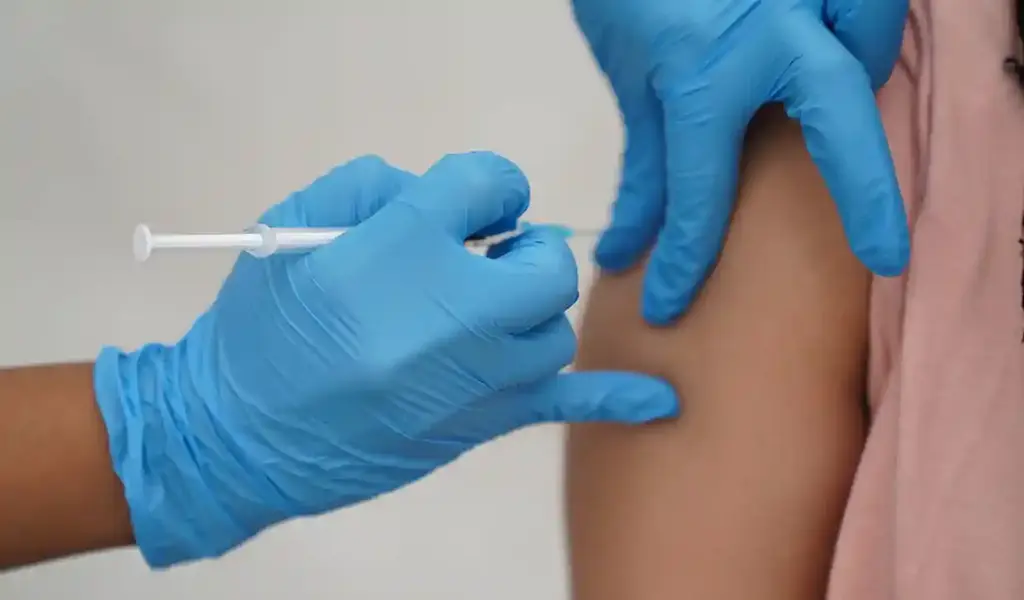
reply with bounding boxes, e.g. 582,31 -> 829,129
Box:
828,1 -> 1024,598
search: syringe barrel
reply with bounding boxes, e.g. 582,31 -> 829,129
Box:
245,226 -> 346,257
272,228 -> 345,250
154,232 -> 260,249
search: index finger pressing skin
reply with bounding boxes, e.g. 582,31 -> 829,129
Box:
644,68 -> 749,325
776,17 -> 909,276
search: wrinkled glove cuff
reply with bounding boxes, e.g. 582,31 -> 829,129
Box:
93,344 -> 252,568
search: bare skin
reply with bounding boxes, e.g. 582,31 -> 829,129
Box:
0,363 -> 133,569
567,106 -> 870,600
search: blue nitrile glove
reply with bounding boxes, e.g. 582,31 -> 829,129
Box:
573,0 -> 911,324
94,151 -> 679,568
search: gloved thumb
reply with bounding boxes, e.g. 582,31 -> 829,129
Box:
516,371 -> 679,426
259,155 -> 417,228
825,0 -> 909,90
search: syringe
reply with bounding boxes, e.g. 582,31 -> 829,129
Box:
133,223 -> 597,262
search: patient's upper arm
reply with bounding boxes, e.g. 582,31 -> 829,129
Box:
566,106 -> 869,600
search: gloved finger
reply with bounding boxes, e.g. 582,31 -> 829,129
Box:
776,22 -> 909,277
824,0 -> 909,90
515,371 -> 679,426
644,74 -> 747,325
259,155 -> 416,228
485,315 -> 578,389
389,151 -> 530,243
595,85 -> 668,272
475,227 -> 580,333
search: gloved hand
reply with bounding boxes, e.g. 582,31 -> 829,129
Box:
94,151 -> 678,568
573,0 -> 911,324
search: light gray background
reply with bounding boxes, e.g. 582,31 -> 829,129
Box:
0,1 -> 623,599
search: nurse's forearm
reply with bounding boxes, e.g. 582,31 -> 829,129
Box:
0,363 -> 133,569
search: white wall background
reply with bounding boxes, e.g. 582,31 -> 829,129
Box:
0,1 -> 622,598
